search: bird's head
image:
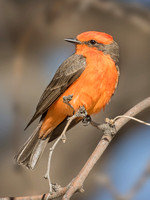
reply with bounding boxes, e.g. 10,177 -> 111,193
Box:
65,31 -> 119,65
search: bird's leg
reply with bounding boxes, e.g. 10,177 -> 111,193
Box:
63,94 -> 75,114
82,115 -> 91,126
76,106 -> 91,126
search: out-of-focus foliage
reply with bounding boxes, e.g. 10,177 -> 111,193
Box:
0,0 -> 150,199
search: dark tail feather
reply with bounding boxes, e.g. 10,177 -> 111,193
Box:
15,121 -> 49,170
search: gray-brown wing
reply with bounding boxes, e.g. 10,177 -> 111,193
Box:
25,54 -> 86,129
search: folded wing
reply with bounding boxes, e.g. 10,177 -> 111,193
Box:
25,54 -> 86,129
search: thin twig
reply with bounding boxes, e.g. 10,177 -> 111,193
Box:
44,114 -> 78,194
113,115 -> 150,126
62,97 -> 150,200
114,97 -> 150,132
44,105 -> 88,196
3,97 -> 150,200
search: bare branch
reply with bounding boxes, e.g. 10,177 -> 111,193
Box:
44,113 -> 79,194
113,115 -> 150,127
114,97 -> 150,132
44,103 -> 88,195
2,97 -> 150,200
61,97 -> 150,199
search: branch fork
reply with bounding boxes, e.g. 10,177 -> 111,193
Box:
44,95 -> 90,195
44,96 -> 150,199
4,97 -> 150,200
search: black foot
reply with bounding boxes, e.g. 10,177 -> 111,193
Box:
78,106 -> 87,116
82,115 -> 91,126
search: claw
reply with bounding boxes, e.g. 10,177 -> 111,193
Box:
77,106 -> 87,117
82,115 -> 91,126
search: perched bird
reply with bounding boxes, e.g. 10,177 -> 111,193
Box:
15,31 -> 119,169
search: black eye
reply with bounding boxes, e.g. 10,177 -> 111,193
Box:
89,40 -> 96,45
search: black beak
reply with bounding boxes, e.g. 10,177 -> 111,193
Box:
64,38 -> 81,44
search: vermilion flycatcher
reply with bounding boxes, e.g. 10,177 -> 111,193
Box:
15,31 -> 119,169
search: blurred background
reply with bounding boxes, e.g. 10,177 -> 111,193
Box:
0,0 -> 150,199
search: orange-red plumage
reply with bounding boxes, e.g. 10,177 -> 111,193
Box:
15,31 -> 119,169
40,32 -> 119,138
